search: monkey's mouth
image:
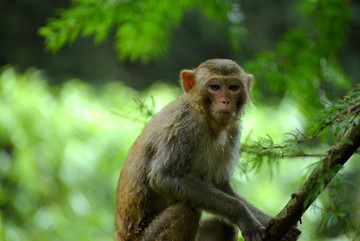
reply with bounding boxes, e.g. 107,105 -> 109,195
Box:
215,111 -> 234,119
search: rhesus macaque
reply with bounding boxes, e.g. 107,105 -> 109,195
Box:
115,59 -> 301,241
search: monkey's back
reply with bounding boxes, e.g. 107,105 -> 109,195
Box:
115,97 -> 202,240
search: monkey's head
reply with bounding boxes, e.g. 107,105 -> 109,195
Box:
181,59 -> 253,124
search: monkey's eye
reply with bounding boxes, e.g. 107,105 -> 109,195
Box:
210,83 -> 221,91
229,85 -> 239,91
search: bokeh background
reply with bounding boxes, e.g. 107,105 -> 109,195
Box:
0,0 -> 359,240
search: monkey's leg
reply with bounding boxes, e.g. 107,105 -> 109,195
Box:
141,203 -> 201,241
197,217 -> 238,241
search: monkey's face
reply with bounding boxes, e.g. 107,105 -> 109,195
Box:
181,59 -> 252,125
204,76 -> 247,123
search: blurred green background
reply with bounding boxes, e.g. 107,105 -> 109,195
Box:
0,0 -> 359,240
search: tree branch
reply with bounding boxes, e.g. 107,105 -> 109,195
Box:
265,119 -> 360,241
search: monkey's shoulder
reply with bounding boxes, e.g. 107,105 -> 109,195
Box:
146,97 -> 206,136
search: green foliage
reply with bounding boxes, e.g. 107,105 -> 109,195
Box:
241,85 -> 360,173
246,0 -> 351,115
8,0 -> 360,240
240,85 -> 360,239
0,68 -> 121,241
318,174 -> 360,239
0,68 -> 178,241
39,0 -> 242,63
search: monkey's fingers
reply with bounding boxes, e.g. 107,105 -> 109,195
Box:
289,226 -> 301,237
260,227 -> 267,239
242,229 -> 265,241
281,226 -> 301,241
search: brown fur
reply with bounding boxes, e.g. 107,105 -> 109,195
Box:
115,59 -> 299,241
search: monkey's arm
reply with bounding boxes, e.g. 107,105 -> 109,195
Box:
149,164 -> 265,241
219,182 -> 272,226
220,182 -> 301,240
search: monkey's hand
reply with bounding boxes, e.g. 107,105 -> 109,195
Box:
280,224 -> 301,241
265,219 -> 301,241
238,219 -> 267,241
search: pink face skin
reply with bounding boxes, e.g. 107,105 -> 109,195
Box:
204,76 -> 244,121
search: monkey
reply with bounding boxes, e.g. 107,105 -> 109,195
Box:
115,59 -> 301,241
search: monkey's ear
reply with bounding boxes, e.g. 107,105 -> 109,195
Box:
246,74 -> 254,91
181,70 -> 195,93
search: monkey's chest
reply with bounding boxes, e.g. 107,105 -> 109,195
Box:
192,143 -> 233,184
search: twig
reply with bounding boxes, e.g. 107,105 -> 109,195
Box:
110,111 -> 147,124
